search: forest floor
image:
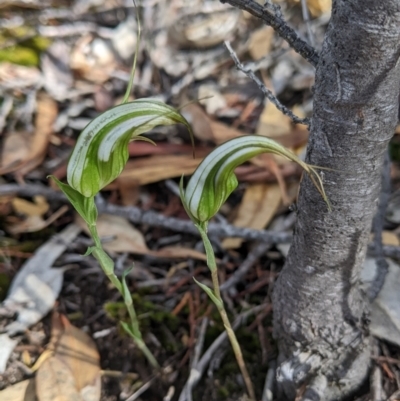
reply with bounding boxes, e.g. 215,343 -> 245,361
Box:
1,1 -> 400,400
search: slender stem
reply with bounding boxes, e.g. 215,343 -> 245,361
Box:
196,224 -> 256,401
122,0 -> 142,104
88,224 -> 159,368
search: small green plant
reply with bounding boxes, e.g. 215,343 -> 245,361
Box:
49,1 -> 192,369
179,135 -> 330,400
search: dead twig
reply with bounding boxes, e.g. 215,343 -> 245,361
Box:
220,240 -> 271,292
220,0 -> 319,67
185,317 -> 209,401
262,360 -> 276,401
3,184 -> 400,259
178,304 -> 266,401
224,41 -> 309,126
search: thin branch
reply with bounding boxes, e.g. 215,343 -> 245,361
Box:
220,240 -> 272,292
178,304 -> 266,401
220,0 -> 319,67
185,318 -> 209,401
262,360 -> 276,401
224,41 -> 310,126
2,184 -> 400,260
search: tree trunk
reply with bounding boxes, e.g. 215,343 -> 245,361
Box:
272,1 -> 400,400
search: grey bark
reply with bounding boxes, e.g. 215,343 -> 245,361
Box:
272,1 -> 400,400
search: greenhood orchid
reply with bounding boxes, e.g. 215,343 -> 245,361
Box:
180,135 -> 329,227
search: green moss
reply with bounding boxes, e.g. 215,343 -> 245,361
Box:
0,27 -> 51,66
103,293 -> 181,352
216,385 -> 230,399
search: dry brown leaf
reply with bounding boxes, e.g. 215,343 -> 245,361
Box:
256,101 -> 292,138
70,35 -> 117,83
12,196 -> 49,217
181,103 -> 214,141
79,376 -> 102,401
49,313 -> 100,395
209,120 -> 244,144
0,63 -> 41,89
289,0 -> 331,16
76,215 -> 208,261
115,176 -> 140,206
36,356 -> 82,401
168,8 -> 240,49
370,231 -> 400,246
223,183 -> 282,249
0,131 -> 32,174
118,154 -> 202,186
151,246 -> 208,261
0,379 -> 37,401
306,0 -> 331,16
0,94 -> 57,176
75,214 -> 149,254
248,26 -> 274,60
7,206 -> 68,234
382,231 -> 400,246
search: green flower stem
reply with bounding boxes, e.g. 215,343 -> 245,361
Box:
89,225 -> 123,292
196,224 -> 256,401
88,224 -> 159,369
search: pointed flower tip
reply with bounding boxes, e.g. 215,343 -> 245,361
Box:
180,136 -> 330,224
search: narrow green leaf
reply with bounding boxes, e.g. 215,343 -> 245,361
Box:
49,176 -> 97,226
121,267 -> 133,304
181,136 -> 330,224
120,321 -> 136,338
92,247 -> 115,276
193,277 -> 222,308
67,99 -> 193,197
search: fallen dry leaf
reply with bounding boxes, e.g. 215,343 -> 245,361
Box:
48,313 -> 101,398
168,8 -> 240,49
75,213 -> 149,254
248,26 -> 274,60
36,356 -> 83,401
0,224 -> 81,335
0,379 -> 37,401
209,120 -> 244,144
256,101 -> 292,138
223,183 -> 282,249
382,231 -> 400,246
7,206 -> 69,234
0,94 -> 58,176
11,196 -> 49,217
181,103 -> 214,142
70,35 -> 117,83
370,231 -> 400,246
151,246 -> 208,262
306,0 -> 331,16
0,131 -> 32,174
0,63 -> 41,89
288,0 -> 331,17
76,214 -> 208,261
117,154 -> 202,186
115,176 -> 140,206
